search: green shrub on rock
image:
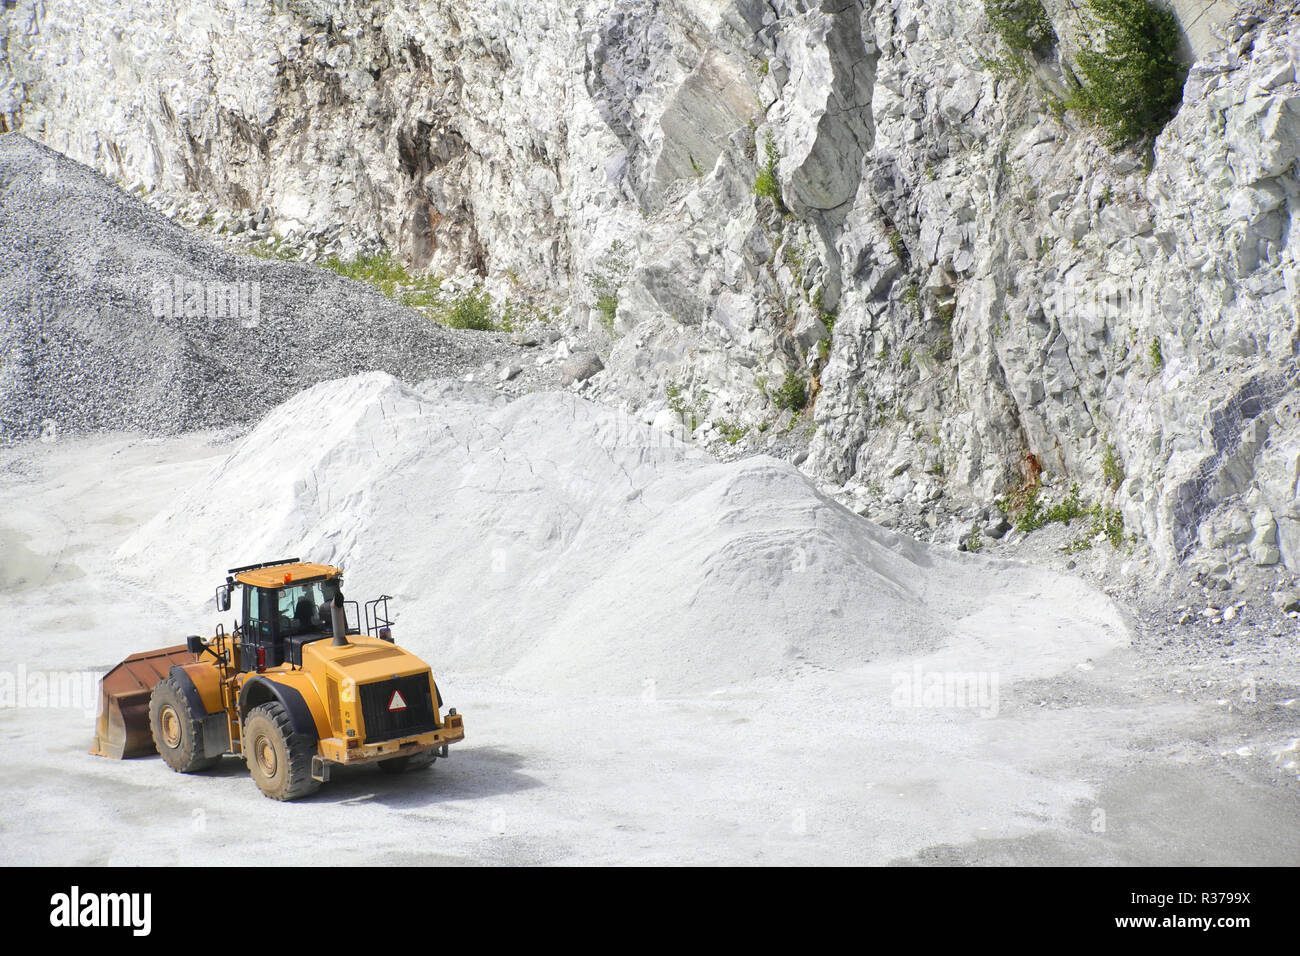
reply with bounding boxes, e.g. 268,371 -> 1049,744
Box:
772,374 -> 808,413
985,0 -> 1057,56
1067,0 -> 1188,148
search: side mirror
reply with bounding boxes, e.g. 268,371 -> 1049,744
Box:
216,585 -> 231,612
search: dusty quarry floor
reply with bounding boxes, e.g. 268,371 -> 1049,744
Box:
1,429 -> 1297,866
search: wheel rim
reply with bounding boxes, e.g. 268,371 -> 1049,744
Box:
255,733 -> 278,777
160,705 -> 182,749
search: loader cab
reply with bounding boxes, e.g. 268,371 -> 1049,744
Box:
221,559 -> 360,671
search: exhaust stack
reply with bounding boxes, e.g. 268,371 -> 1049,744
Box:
330,588 -> 349,647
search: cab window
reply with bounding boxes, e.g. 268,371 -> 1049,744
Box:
279,581 -> 329,636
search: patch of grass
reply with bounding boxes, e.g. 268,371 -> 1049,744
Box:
318,250 -> 498,331
496,298 -> 555,334
784,240 -> 806,274
1149,336 -> 1163,371
984,0 -> 1056,56
753,136 -> 785,212
320,252 -> 417,297
888,229 -> 907,261
771,374 -> 808,413
1042,482 -> 1088,526
965,528 -> 984,552
932,300 -> 956,362
1001,479 -> 1131,550
246,238 -> 299,262
1066,503 -> 1129,552
999,480 -> 1087,533
399,288 -> 443,309
443,288 -> 494,330
588,240 -> 629,336
715,418 -> 749,445
1065,0 -> 1188,149
1093,505 -> 1127,549
665,381 -> 688,421
1000,483 -> 1041,531
1063,533 -> 1092,554
666,380 -> 710,431
595,292 -> 618,331
1101,442 -> 1125,488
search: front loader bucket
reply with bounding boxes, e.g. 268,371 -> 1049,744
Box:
91,645 -> 196,758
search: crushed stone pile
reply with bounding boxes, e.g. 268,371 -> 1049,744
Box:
0,134 -> 496,439
118,372 -> 1124,693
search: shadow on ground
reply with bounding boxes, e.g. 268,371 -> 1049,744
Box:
294,745 -> 541,809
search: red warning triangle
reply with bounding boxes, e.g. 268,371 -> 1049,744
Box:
388,690 -> 407,712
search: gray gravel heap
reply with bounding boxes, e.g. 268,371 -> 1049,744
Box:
0,133 -> 496,439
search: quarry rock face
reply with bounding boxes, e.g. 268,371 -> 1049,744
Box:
4,0 -> 1299,575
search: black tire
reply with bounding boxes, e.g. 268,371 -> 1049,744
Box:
243,701 -> 320,801
149,676 -> 220,773
377,750 -> 437,774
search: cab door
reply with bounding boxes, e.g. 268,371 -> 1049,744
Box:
240,586 -> 279,669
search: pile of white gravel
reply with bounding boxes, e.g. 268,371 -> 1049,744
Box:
0,133 -> 502,440
117,372 -> 1126,694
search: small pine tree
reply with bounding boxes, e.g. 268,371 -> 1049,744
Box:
752,137 -> 786,213
1068,0 -> 1188,148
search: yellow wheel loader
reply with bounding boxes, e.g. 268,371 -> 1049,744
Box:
91,558 -> 465,800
